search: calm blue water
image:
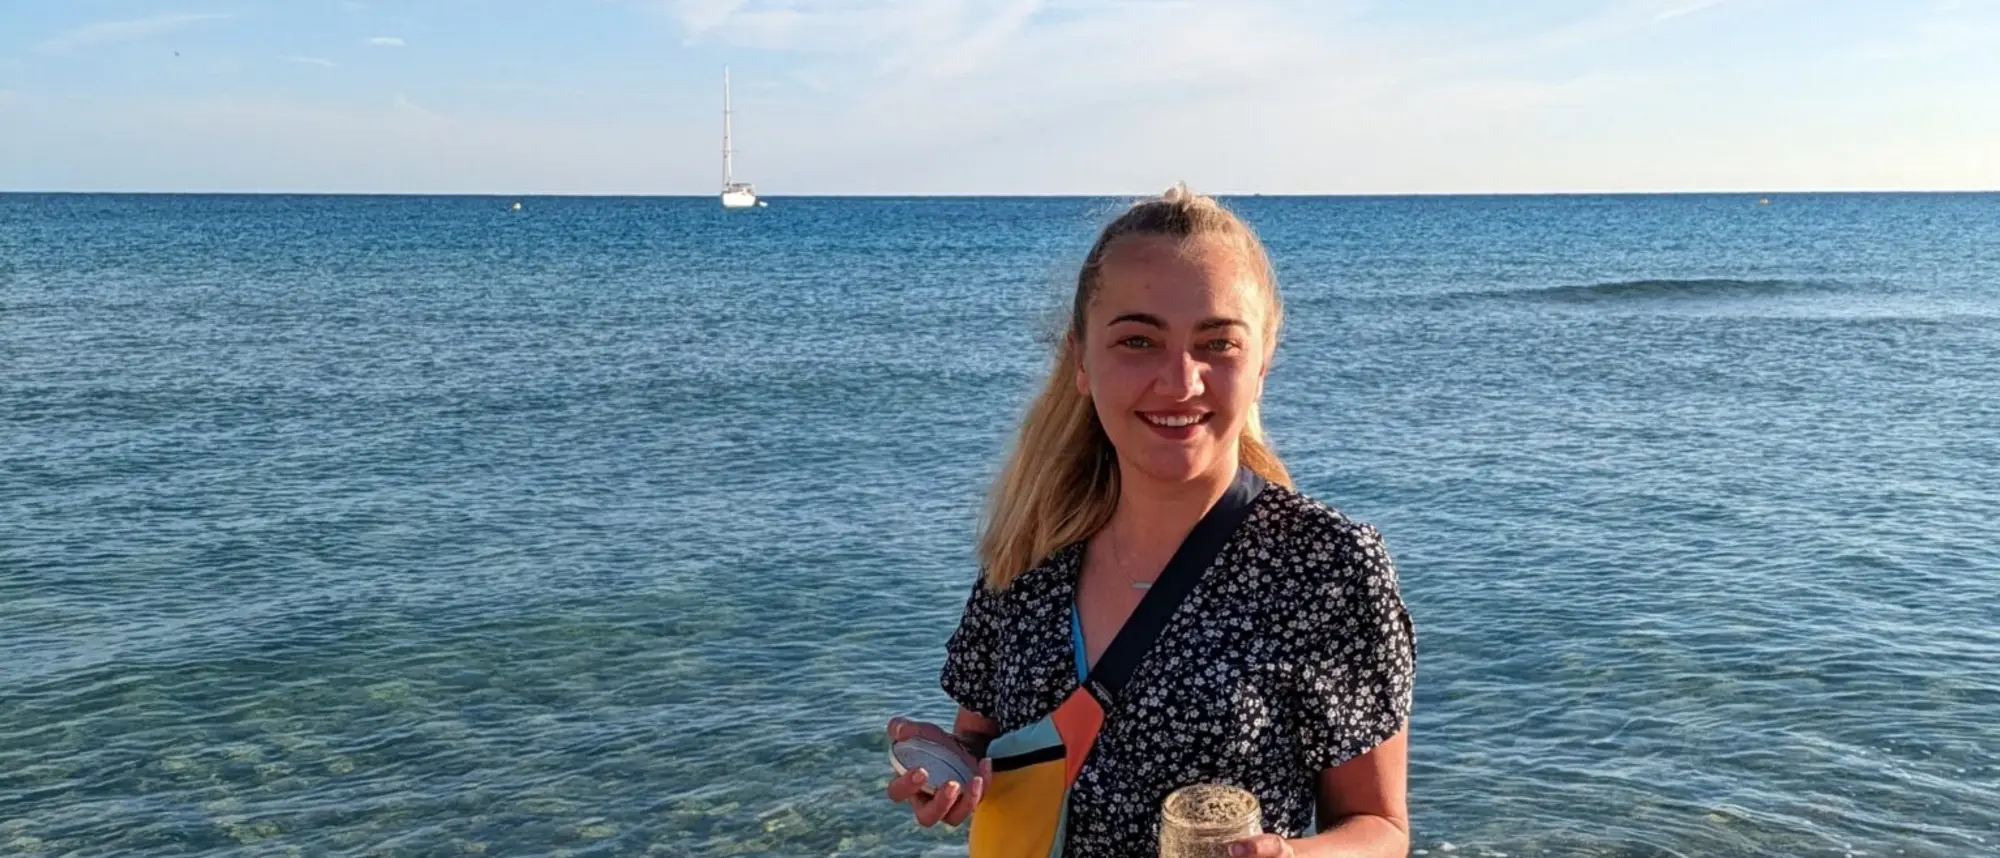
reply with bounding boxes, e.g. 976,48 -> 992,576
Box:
3,193 -> 1997,858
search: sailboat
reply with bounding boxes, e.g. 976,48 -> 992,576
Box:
720,67 -> 759,209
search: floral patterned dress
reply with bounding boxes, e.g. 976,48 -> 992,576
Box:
940,473 -> 1417,857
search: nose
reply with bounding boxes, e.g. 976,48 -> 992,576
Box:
1155,350 -> 1204,401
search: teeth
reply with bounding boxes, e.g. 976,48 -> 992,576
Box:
1146,414 -> 1204,428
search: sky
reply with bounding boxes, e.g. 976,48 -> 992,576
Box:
2,0 -> 1997,195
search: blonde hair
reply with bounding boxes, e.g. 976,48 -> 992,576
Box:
976,183 -> 1292,589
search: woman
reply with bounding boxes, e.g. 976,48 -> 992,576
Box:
887,186 -> 1417,858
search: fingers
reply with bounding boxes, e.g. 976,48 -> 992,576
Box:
912,778 -> 963,827
1226,834 -> 1294,858
885,767 -> 929,804
941,758 -> 991,826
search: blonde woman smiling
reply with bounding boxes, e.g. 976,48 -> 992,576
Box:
888,186 -> 1417,858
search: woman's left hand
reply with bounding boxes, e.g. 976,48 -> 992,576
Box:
1226,833 -> 1297,858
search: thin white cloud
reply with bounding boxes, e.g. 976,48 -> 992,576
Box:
1651,0 -> 1727,23
36,12 -> 230,55
671,0 -> 749,38
686,2 -> 1356,111
1503,0 -> 1736,61
391,94 -> 441,120
368,36 -> 406,47
878,0 -> 1043,79
285,55 -> 339,68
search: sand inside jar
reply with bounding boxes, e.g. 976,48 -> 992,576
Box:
1163,784 -> 1259,828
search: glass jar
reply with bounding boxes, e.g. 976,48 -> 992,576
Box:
1158,783 -> 1262,858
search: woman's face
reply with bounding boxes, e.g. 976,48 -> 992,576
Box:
1075,235 -> 1271,489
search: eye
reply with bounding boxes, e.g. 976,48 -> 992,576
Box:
1118,336 -> 1154,349
1203,339 -> 1241,354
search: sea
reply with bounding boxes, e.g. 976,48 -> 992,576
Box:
2,193 -> 1996,858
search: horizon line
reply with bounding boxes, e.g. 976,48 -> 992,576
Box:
6,188 -> 2000,198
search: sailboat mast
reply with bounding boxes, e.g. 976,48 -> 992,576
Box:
722,67 -> 734,188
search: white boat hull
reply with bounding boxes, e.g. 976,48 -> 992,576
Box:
721,188 -> 758,208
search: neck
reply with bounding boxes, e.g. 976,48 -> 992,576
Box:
1103,451 -> 1241,551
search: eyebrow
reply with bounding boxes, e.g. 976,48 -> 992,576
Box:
1105,313 -> 1249,332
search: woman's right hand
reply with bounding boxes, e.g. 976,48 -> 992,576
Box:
885,716 -> 992,827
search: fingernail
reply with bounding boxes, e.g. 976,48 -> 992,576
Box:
1229,845 -> 1248,858
913,768 -> 927,783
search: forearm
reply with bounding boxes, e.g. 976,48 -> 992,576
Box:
951,707 -> 999,758
1284,814 -> 1409,858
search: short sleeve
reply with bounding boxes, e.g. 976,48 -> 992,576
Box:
1292,523 -> 1417,772
939,578 -> 1005,718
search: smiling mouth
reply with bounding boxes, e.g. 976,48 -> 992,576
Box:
1141,412 -> 1212,428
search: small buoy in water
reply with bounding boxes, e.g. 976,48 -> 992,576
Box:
511,201 -> 522,211
1758,198 -> 1770,205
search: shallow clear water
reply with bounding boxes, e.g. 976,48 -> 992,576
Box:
2,193 -> 1997,857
